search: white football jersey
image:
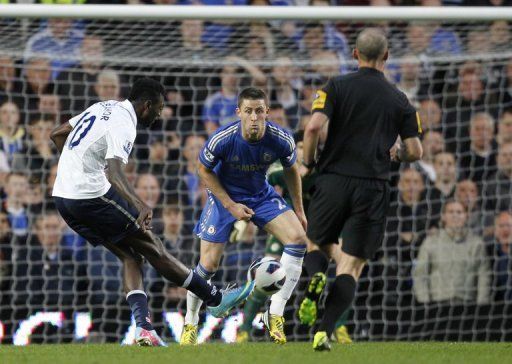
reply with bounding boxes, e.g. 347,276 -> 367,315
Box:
52,99 -> 137,199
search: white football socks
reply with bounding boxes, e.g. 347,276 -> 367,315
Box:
269,244 -> 306,316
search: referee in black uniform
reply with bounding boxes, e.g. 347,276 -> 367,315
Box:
301,28 -> 423,351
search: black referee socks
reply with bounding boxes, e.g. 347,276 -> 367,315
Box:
304,250 -> 329,276
318,274 -> 357,337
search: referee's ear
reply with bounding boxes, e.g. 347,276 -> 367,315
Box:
383,50 -> 389,62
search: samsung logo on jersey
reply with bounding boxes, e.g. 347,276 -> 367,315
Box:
231,164 -> 267,172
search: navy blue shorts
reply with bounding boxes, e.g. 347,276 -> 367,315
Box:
54,187 -> 140,247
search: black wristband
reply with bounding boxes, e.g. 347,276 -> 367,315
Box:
302,159 -> 316,169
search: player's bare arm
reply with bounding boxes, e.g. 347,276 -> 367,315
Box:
302,112 -> 329,176
392,137 -> 423,163
106,158 -> 153,232
283,161 -> 307,231
197,163 -> 254,221
50,121 -> 73,153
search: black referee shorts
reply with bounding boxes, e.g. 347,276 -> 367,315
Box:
307,174 -> 389,260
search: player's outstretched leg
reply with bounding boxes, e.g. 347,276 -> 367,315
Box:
120,231 -> 251,322
103,241 -> 167,347
263,211 -> 307,345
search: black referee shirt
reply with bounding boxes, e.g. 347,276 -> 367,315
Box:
312,67 -> 422,180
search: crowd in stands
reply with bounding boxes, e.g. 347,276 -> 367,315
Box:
0,1 -> 512,342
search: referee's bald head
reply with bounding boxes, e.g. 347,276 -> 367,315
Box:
355,28 -> 388,62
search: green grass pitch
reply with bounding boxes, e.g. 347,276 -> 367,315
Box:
1,342 -> 511,364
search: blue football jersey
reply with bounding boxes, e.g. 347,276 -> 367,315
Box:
199,120 -> 297,202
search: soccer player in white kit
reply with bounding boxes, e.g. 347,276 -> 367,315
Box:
50,78 -> 254,346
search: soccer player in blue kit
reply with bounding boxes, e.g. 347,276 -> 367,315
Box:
180,87 -> 308,345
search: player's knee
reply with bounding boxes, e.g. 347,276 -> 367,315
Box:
287,231 -> 307,245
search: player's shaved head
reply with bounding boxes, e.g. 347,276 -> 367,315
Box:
356,28 -> 388,62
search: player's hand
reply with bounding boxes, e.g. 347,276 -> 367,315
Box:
390,137 -> 401,162
299,164 -> 311,178
296,210 -> 308,232
390,141 -> 401,162
136,204 -> 153,232
227,203 -> 255,222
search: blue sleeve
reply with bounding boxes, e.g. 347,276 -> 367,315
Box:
279,129 -> 297,168
198,131 -> 225,169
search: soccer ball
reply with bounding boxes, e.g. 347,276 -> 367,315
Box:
247,257 -> 286,295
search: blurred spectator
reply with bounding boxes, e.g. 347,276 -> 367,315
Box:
413,200 -> 490,304
92,69 -> 122,104
298,22 -> 349,61
0,55 -> 20,106
311,50 -> 341,79
38,93 -> 64,122
56,35 -> 105,115
404,23 -> 431,57
268,103 -> 292,131
384,169 -> 429,294
496,59 -> 512,111
178,135 -> 207,208
14,212 -> 85,306
25,179 -> 45,217
458,112 -> 497,185
135,173 -> 163,234
20,57 -> 55,123
3,172 -> 29,237
483,142 -> 512,214
487,211 -> 512,303
45,162 -> 58,198
396,54 -> 422,103
466,27 -> 491,55
425,152 -> 457,228
0,101 -> 25,163
497,109 -> 512,146
162,205 -> 195,266
270,56 -> 300,123
489,20 -> 510,52
178,20 -> 218,59
417,99 -> 442,132
455,179 -> 491,237
12,212 -> 87,342
429,23 -> 462,56
202,61 -> 238,135
23,18 -> 83,80
444,61 -> 498,155
12,116 -> 57,179
413,130 -> 445,184
232,22 -> 276,61
0,210 -> 14,325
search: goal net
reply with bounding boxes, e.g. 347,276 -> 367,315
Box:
0,4 -> 511,344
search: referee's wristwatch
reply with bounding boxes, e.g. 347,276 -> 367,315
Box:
301,159 -> 316,169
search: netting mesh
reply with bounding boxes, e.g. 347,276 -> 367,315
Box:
1,13 -> 512,344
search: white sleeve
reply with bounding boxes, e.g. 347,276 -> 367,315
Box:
105,124 -> 134,165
